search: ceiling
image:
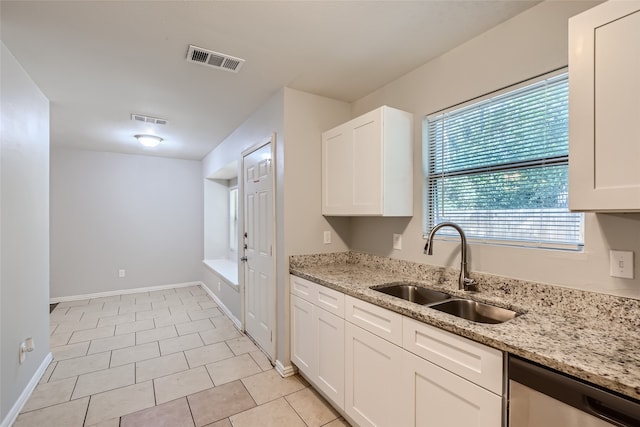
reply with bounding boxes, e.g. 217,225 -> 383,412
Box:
1,1 -> 540,161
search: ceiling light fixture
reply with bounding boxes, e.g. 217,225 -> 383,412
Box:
135,134 -> 163,148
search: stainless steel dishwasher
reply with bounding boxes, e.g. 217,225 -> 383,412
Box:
508,355 -> 640,426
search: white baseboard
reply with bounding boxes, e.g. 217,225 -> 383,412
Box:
1,352 -> 53,427
198,281 -> 242,330
50,281 -> 202,303
275,360 -> 297,378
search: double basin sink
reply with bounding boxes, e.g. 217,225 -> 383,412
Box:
371,282 -> 518,324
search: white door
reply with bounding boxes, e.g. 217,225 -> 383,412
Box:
242,140 -> 275,359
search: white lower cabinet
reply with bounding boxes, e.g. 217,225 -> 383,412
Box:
345,322 -> 409,427
403,350 -> 502,427
290,275 -> 504,427
290,277 -> 345,409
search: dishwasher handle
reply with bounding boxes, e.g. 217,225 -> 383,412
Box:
509,355 -> 640,427
585,395 -> 640,427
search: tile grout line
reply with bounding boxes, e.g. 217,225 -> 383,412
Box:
82,394 -> 91,427
152,376 -> 157,407
70,375 -> 80,403
239,377 -> 259,408
184,349 -> 193,370
184,391 -> 198,427
281,393 -> 311,427
203,355 -> 217,387
133,351 -> 137,384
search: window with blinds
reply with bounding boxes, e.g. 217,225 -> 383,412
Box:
424,71 -> 583,249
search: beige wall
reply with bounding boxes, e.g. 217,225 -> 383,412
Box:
280,87 -> 351,365
1,42 -> 51,424
201,89 -> 285,323
282,87 -> 351,256
348,0 -> 640,299
201,87 -> 351,368
50,147 -> 203,298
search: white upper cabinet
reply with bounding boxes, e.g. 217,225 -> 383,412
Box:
322,105 -> 413,216
569,1 -> 640,211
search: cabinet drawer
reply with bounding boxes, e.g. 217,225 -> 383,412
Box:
345,295 -> 402,346
403,317 -> 503,394
290,275 -> 344,318
291,275 -> 317,303
316,284 -> 344,318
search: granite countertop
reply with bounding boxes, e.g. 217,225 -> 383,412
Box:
290,252 -> 640,401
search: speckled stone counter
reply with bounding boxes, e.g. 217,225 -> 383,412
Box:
290,252 -> 640,401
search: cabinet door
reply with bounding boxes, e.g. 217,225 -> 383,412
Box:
322,124 -> 352,215
569,3 -> 640,211
351,109 -> 383,215
290,295 -> 315,376
403,351 -> 502,427
315,308 -> 345,409
345,322 -> 409,427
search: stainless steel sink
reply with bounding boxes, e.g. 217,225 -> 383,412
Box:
371,283 -> 451,305
430,299 -> 518,324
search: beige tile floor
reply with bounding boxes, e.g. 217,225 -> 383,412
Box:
15,285 -> 351,427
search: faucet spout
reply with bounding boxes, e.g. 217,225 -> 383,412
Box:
424,222 -> 475,291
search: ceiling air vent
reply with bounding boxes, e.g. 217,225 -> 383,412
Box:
131,114 -> 168,125
186,45 -> 245,73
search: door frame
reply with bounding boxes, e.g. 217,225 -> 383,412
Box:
240,133 -> 277,361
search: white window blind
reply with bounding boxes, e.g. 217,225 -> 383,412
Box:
424,72 -> 583,249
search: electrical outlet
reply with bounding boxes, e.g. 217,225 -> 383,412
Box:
217,281 -> 221,292
393,233 -> 402,250
323,231 -> 332,244
610,250 -> 634,279
118,269 -> 126,278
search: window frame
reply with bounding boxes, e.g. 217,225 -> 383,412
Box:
229,186 -> 239,254
422,68 -> 584,251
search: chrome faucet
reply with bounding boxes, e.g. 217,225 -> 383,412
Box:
424,222 -> 476,291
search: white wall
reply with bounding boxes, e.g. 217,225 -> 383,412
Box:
50,147 -> 203,298
349,0 -> 640,299
0,42 -> 50,423
203,178 -> 232,260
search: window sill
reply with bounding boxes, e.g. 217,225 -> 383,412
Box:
203,259 -> 239,287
